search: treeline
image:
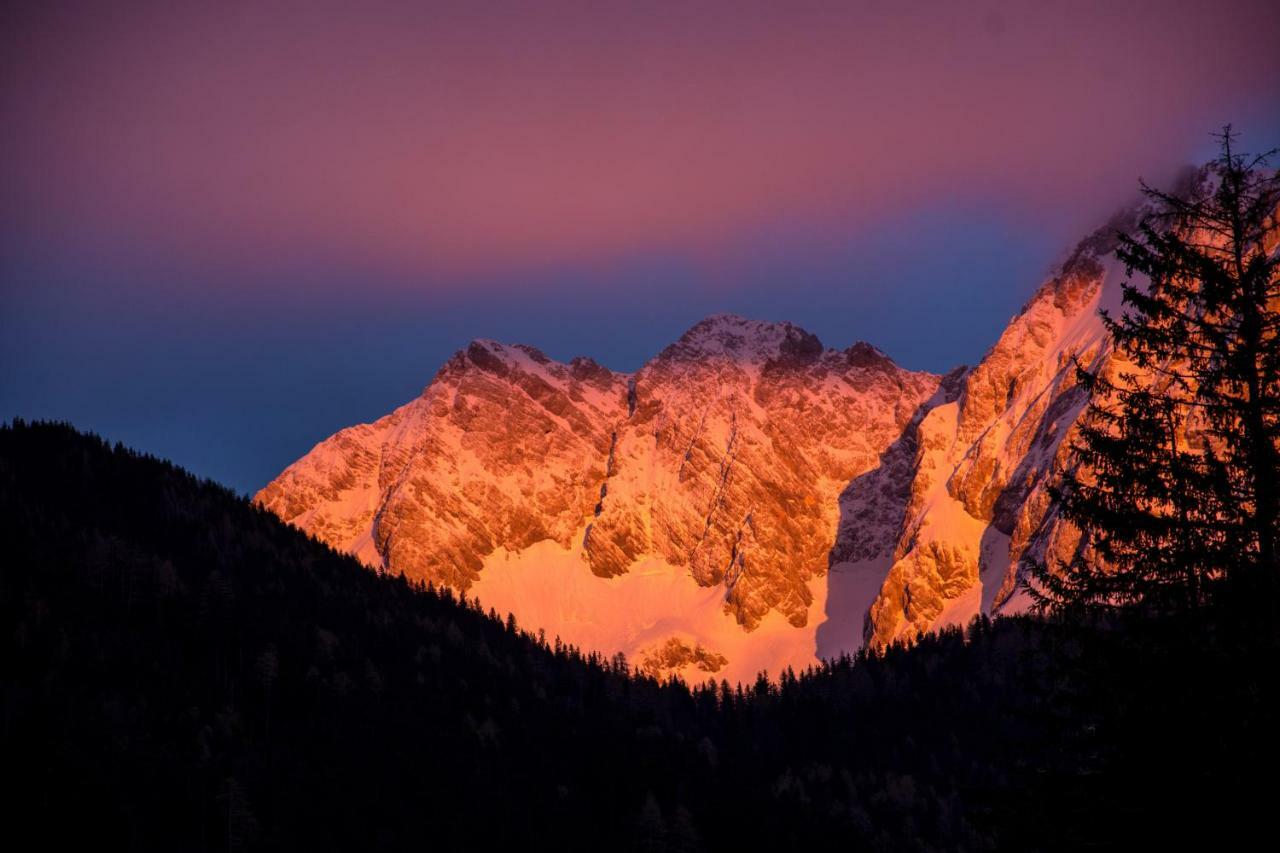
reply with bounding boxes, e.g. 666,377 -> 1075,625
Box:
3,420 -> 1277,852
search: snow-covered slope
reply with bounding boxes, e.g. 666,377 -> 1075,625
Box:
826,220 -> 1135,650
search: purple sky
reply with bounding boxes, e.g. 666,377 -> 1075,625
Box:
3,1 -> 1279,492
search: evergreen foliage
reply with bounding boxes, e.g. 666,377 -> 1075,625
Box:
1028,129 -> 1280,611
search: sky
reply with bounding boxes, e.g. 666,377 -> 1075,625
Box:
3,0 -> 1279,494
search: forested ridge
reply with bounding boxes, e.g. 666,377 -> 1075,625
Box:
2,420 -> 1276,851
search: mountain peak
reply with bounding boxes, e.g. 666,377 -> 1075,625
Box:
440,339 -> 556,374
428,338 -> 628,398
426,339 -> 564,389
659,313 -> 825,364
842,340 -> 896,370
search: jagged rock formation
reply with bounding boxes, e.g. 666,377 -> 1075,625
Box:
256,342 -> 630,590
848,174 -> 1280,649
582,316 -> 940,629
257,316 -> 939,678
832,220 -> 1134,648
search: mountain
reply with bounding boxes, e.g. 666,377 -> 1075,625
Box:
256,208 -> 1141,676
257,315 -> 940,680
7,422 -> 1274,851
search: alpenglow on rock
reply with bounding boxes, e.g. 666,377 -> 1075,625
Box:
257,315 -> 940,678
827,215 -> 1134,649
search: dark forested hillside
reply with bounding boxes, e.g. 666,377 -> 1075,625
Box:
2,421 -> 1276,852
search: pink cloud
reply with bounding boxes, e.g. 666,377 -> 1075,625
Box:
4,1 -> 1278,283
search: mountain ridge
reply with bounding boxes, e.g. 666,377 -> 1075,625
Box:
257,312 -> 942,679
257,210 -> 1138,679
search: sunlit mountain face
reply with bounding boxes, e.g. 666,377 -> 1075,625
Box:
255,206 -> 1138,681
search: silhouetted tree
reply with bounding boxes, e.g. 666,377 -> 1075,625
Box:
1029,128 -> 1279,611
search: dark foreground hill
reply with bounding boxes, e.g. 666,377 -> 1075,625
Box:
2,421 -> 1276,851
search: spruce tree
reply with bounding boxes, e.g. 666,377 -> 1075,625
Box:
1029,128 -> 1279,612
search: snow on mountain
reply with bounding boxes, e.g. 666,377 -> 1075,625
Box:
258,204 -> 1155,679
257,314 -> 940,681
583,314 -> 940,631
827,218 -> 1136,650
256,340 -> 630,586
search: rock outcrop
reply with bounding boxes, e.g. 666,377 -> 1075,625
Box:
835,222 -> 1132,648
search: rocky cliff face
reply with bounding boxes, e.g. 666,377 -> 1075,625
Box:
256,341 -> 631,590
582,316 -> 940,630
257,315 -> 940,677
830,222 -> 1132,649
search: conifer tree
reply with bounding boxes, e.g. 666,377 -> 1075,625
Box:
1029,128 -> 1279,611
